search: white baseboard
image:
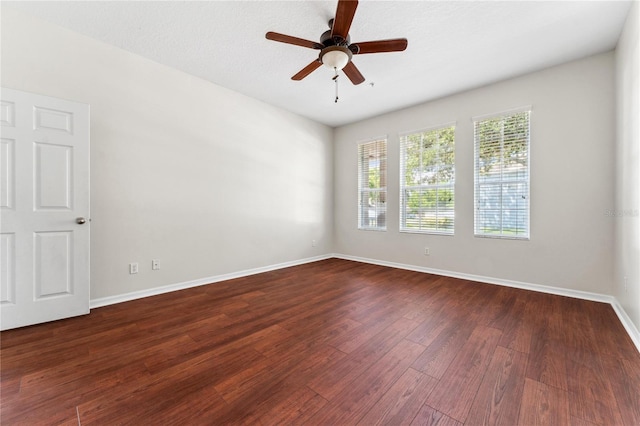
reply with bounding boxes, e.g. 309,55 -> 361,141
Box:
333,253 -> 640,353
332,254 -> 613,302
90,252 -> 640,353
89,254 -> 333,309
611,299 -> 640,352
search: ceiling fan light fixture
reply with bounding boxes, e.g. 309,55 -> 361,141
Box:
320,45 -> 352,70
266,0 -> 407,85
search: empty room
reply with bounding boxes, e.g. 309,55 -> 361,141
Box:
1,0 -> 639,425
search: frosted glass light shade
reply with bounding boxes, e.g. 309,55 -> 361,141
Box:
321,46 -> 352,69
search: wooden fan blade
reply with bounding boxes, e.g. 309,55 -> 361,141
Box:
266,32 -> 323,50
292,60 -> 322,80
343,61 -> 365,85
331,0 -> 358,39
351,38 -> 408,54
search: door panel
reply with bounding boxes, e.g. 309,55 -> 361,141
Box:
0,101 -> 15,126
0,88 -> 90,330
0,232 -> 16,305
1,138 -> 15,209
34,231 -> 73,298
34,142 -> 73,210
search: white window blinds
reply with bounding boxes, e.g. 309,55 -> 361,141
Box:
474,109 -> 530,239
358,139 -> 387,230
400,125 -> 455,234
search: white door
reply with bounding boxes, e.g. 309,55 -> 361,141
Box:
0,88 -> 90,330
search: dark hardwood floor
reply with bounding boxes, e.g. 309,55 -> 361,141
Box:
1,258 -> 639,425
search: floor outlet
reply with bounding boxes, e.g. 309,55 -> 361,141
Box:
152,259 -> 160,270
129,263 -> 138,274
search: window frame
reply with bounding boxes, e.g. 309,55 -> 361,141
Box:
399,123 -> 456,235
473,107 -> 531,240
357,137 -> 387,231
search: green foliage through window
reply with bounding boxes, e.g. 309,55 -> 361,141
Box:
400,125 -> 455,234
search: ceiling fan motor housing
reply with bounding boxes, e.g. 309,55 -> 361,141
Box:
320,28 -> 350,47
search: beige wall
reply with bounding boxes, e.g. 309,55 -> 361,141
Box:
615,0 -> 640,333
334,52 -> 616,295
2,5 -> 636,341
1,8 -> 334,300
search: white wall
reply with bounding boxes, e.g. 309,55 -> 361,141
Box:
1,8 -> 333,300
615,0 -> 640,333
334,52 -> 616,295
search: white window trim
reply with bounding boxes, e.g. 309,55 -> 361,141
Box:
471,105 -> 532,123
473,108 -> 531,240
357,137 -> 387,231
399,123 -> 456,235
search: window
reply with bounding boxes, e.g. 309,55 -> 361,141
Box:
358,139 -> 387,230
474,109 -> 530,239
400,125 -> 455,234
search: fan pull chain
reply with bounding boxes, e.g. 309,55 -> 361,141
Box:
332,67 -> 339,103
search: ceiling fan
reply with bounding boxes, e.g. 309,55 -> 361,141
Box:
265,0 -> 408,86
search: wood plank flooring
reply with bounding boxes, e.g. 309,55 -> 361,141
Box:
1,258 -> 639,425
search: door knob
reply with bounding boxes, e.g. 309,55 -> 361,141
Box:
76,217 -> 87,225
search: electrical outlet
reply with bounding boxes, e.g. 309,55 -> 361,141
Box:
424,247 -> 430,256
312,240 -> 317,247
129,263 -> 138,274
624,276 -> 628,293
152,259 -> 160,270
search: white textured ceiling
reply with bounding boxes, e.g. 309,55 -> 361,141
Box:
4,1 -> 632,127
